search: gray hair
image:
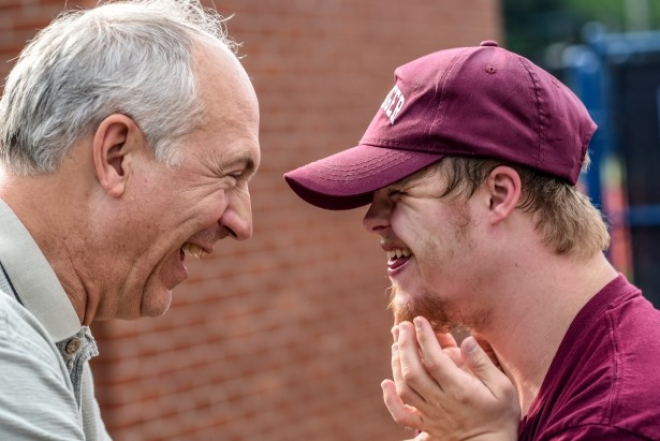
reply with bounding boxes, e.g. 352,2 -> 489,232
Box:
0,0 -> 236,175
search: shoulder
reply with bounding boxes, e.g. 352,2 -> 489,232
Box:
602,291 -> 660,437
522,283 -> 660,440
0,292 -> 66,376
0,292 -> 84,439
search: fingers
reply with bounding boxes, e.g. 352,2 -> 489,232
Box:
387,318 -> 520,439
411,317 -> 464,386
395,322 -> 444,403
461,336 -> 514,399
381,379 -> 423,429
394,321 -> 456,348
391,325 -> 400,342
472,332 -> 501,369
435,331 -> 458,349
392,339 -> 425,404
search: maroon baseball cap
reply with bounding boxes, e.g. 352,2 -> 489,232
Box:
284,41 -> 597,210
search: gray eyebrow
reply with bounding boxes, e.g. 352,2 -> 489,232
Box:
219,156 -> 255,175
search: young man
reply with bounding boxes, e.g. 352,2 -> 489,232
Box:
285,41 -> 660,440
0,0 -> 260,438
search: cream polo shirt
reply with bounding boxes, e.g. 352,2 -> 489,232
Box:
0,199 -> 111,440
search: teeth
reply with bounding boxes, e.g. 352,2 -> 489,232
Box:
182,243 -> 207,259
387,249 -> 412,260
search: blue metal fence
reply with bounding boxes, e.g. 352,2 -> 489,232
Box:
563,24 -> 660,305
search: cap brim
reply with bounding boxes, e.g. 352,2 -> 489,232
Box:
284,145 -> 444,210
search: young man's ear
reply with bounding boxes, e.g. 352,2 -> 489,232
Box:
484,165 -> 521,224
92,114 -> 141,198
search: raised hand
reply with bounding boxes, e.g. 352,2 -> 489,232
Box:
384,317 -> 520,441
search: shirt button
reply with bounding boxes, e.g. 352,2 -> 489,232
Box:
65,338 -> 81,355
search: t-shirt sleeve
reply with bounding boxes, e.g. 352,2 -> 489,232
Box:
0,297 -> 85,440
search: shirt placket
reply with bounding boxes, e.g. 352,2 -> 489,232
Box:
56,326 -> 99,408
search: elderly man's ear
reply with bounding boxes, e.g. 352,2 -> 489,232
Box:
92,114 -> 142,198
484,165 -> 522,225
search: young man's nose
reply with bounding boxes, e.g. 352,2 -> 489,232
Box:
362,190 -> 391,234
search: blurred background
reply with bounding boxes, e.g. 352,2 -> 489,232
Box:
0,0 -> 658,440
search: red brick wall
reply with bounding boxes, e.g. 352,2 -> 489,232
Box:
0,1 -> 501,440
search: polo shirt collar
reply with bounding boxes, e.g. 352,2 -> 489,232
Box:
0,199 -> 81,341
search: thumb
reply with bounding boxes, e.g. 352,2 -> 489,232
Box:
461,336 -> 509,395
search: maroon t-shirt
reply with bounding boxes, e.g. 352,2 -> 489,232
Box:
519,275 -> 660,440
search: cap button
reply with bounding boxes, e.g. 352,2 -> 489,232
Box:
480,40 -> 499,47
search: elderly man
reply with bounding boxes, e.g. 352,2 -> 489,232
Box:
285,41 -> 660,440
0,0 -> 259,439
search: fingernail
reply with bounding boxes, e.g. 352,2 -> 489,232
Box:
392,343 -> 398,353
465,336 -> 478,353
413,317 -> 422,329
